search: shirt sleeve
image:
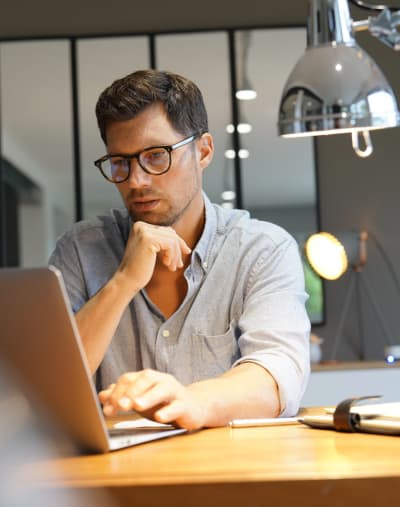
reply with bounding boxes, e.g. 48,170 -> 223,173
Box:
48,232 -> 89,314
233,234 -> 311,416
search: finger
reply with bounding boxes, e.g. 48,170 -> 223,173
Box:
122,369 -> 162,402
144,227 -> 190,271
159,245 -> 174,269
159,239 -> 182,271
178,236 -> 192,255
102,375 -> 144,417
103,403 -> 119,417
165,239 -> 182,271
148,242 -> 161,254
128,376 -> 178,412
156,228 -> 190,259
154,398 -> 185,424
98,383 -> 116,403
110,370 -> 162,412
173,239 -> 185,269
106,372 -> 142,410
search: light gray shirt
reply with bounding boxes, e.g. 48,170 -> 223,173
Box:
49,195 -> 310,416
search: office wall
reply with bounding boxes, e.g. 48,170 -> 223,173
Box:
1,0 -> 400,361
315,32 -> 400,361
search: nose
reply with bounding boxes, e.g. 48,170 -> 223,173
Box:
126,158 -> 152,188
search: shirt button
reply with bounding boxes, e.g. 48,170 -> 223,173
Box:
203,262 -> 208,269
162,330 -> 170,337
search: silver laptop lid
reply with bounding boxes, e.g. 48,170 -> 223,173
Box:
0,266 -> 110,453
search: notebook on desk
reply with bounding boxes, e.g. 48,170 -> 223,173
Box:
0,266 -> 186,453
300,397 -> 400,435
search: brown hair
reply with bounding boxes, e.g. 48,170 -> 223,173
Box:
95,69 -> 209,144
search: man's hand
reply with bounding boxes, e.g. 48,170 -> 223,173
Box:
99,369 -> 208,431
118,221 -> 191,292
99,364 -> 281,430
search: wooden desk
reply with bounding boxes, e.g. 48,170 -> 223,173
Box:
22,422 -> 400,507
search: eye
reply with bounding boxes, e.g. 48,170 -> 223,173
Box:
148,149 -> 166,161
109,157 -> 129,180
141,148 -> 169,168
110,157 -> 126,168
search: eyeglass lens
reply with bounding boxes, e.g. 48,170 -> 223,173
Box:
101,147 -> 170,182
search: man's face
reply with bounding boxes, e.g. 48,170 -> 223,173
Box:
105,103 -> 213,227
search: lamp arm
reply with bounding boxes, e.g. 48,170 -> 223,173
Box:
349,0 -> 400,11
352,8 -> 400,49
368,231 -> 400,298
359,274 -> 396,346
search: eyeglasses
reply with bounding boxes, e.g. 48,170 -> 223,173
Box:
94,132 -> 202,183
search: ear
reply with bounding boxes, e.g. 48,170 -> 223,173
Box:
197,132 -> 214,172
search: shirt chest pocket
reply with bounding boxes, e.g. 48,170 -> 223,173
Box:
191,322 -> 240,381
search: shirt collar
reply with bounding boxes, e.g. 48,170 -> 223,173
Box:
192,193 -> 217,268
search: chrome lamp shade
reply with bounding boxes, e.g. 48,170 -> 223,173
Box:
278,0 -> 400,138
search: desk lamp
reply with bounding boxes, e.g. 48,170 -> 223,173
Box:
305,230 -> 400,361
278,0 -> 400,157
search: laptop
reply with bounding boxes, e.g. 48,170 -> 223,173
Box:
0,266 -> 186,453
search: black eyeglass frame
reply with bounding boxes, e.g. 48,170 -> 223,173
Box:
94,131 -> 204,183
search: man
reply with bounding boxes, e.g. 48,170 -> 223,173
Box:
49,69 -> 310,430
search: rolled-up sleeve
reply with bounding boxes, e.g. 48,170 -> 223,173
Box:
49,233 -> 89,314
233,235 -> 311,416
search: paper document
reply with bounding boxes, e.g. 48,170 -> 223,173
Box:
324,402 -> 400,418
113,418 -> 175,430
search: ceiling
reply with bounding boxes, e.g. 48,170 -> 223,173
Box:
0,1 -> 310,39
0,0 -> 377,39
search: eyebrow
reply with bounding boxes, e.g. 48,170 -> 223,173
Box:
106,141 -> 175,158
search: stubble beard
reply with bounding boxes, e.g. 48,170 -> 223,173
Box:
126,178 -> 202,228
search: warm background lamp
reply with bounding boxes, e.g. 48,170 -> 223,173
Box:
305,231 -> 367,280
305,230 -> 399,361
305,232 -> 348,280
278,0 -> 400,157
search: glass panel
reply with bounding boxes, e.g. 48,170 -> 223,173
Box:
155,32 -> 233,207
236,28 -> 323,323
77,37 -> 149,220
0,40 -> 74,266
